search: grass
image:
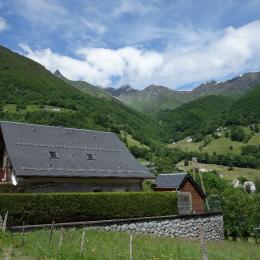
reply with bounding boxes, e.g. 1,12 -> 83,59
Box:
169,126 -> 260,156
178,161 -> 260,181
121,131 -> 149,149
3,104 -> 17,113
0,229 -> 259,260
2,104 -> 74,114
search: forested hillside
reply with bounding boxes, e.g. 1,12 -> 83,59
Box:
157,95 -> 233,142
225,85 -> 260,125
0,45 -> 160,147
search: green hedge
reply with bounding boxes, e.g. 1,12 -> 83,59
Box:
0,192 -> 177,226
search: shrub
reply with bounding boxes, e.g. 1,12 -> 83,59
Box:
0,192 -> 177,226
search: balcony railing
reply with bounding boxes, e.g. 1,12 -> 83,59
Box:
0,167 -> 12,183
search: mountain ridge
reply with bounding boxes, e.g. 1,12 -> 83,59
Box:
103,71 -> 260,114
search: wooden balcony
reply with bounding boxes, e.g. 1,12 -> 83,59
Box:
0,167 -> 12,183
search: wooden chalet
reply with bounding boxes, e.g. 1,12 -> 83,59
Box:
154,173 -> 206,213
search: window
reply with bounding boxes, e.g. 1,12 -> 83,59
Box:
86,153 -> 95,160
49,151 -> 59,159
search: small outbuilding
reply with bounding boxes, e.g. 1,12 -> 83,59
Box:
154,173 -> 206,214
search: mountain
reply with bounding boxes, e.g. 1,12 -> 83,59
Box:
54,69 -> 112,100
105,85 -> 139,97
225,84 -> 260,125
191,72 -> 260,98
0,45 -> 160,145
112,85 -> 189,114
105,72 -> 260,114
157,95 -> 233,142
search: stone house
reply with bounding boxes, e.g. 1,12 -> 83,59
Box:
0,121 -> 154,192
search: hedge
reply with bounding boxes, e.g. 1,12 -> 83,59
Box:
0,192 -> 177,226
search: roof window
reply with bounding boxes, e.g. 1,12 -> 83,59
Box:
49,151 -> 59,159
86,153 -> 95,160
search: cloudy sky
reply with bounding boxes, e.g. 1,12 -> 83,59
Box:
1,0 -> 260,89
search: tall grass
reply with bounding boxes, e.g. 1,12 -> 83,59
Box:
0,229 -> 259,259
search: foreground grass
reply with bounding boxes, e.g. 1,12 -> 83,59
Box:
0,229 -> 259,259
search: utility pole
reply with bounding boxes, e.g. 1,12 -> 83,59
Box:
192,157 -> 209,211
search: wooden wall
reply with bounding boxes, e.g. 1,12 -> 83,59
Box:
181,179 -> 205,214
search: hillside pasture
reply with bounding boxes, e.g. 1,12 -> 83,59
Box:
177,161 -> 260,181
169,126 -> 260,156
1,229 -> 260,259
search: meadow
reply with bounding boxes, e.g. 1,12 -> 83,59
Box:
0,229 -> 259,259
177,161 -> 260,181
168,126 -> 260,156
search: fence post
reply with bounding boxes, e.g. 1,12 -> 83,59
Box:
48,221 -> 55,246
3,211 -> 8,232
22,221 -> 25,246
130,234 -> 133,260
200,226 -> 208,260
58,227 -> 64,250
80,230 -> 86,255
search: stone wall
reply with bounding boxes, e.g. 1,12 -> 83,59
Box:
89,213 -> 223,241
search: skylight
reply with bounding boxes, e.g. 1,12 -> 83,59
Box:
49,151 -> 59,159
86,153 -> 95,160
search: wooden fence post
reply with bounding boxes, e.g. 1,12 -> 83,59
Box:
48,221 -> 55,246
200,226 -> 208,260
80,230 -> 86,255
130,234 -> 133,260
58,228 -> 64,250
3,211 -> 8,232
22,221 -> 25,246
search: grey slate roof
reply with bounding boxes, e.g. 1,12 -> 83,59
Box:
155,173 -> 187,189
0,121 -> 154,179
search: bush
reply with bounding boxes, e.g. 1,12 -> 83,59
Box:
230,126 -> 246,142
0,192 -> 177,226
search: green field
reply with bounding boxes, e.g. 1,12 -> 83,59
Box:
169,126 -> 260,155
178,161 -> 260,181
1,229 -> 259,259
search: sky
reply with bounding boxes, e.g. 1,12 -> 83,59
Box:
1,0 -> 260,90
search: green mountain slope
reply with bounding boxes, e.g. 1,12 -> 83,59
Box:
157,95 -> 233,142
225,85 -> 260,125
0,45 -> 160,145
54,70 -> 112,100
118,85 -> 188,114
106,72 -> 260,114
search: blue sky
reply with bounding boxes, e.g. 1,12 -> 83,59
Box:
1,0 -> 260,89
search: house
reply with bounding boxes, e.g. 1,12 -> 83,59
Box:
232,178 -> 242,188
153,173 -> 206,214
186,137 -> 193,143
0,121 -> 154,192
243,181 -> 256,193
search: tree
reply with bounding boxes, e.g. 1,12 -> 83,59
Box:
230,126 -> 246,142
222,188 -> 255,241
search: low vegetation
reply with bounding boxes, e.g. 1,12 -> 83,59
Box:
1,229 -> 259,259
178,161 -> 260,181
0,192 -> 177,226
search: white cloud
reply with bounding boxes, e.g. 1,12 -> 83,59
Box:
113,0 -> 157,17
0,17 -> 7,32
12,0 -> 66,26
20,20 -> 260,89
